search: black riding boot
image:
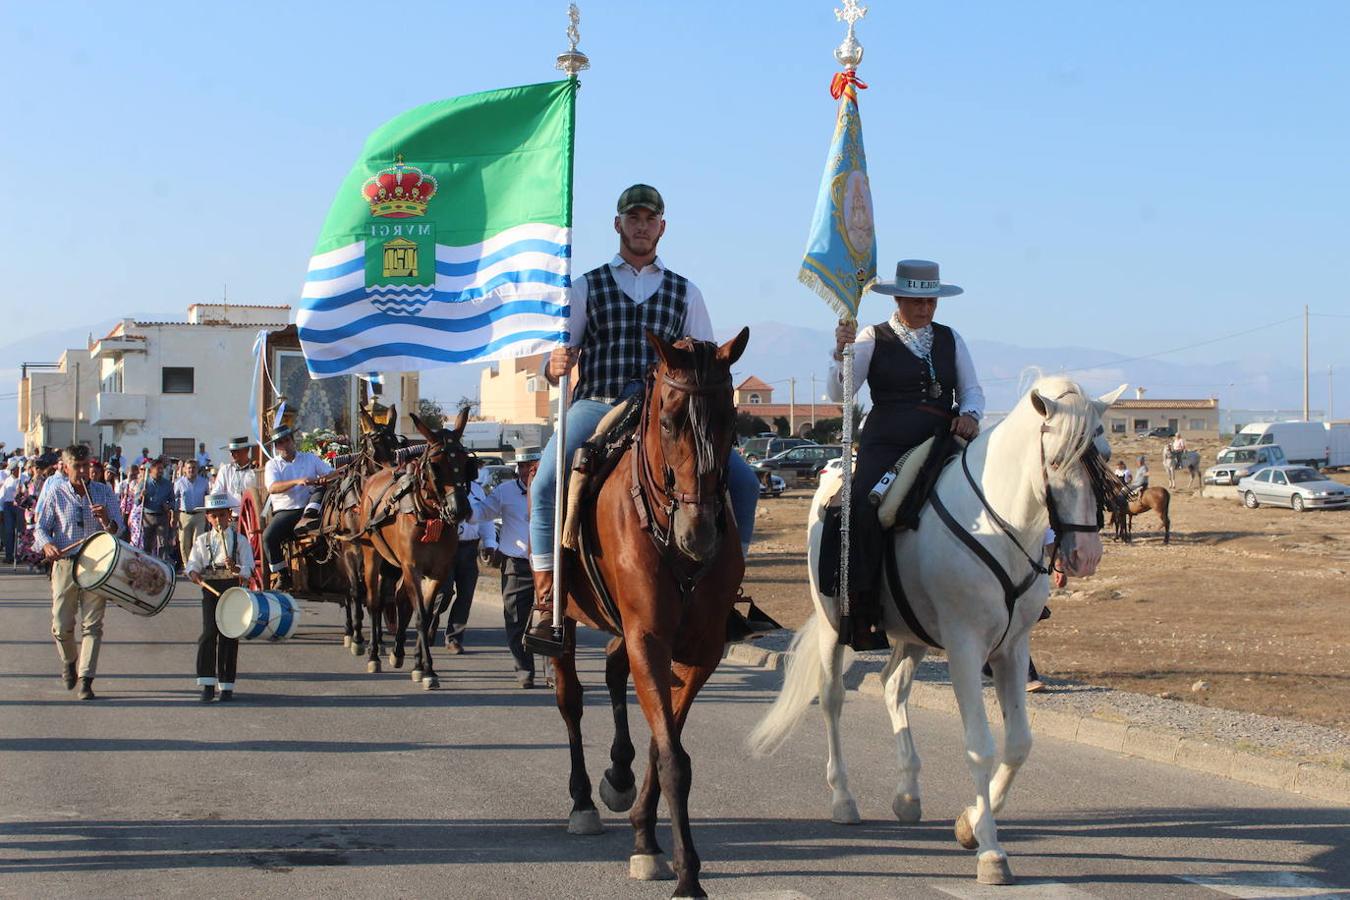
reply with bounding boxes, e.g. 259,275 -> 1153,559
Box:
840,588 -> 890,652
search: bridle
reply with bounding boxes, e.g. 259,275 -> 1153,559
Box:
629,363 -> 733,583
412,432 -> 473,527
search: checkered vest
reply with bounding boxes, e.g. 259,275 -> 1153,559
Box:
572,264 -> 689,403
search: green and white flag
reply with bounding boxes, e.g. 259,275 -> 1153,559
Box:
297,80 -> 576,377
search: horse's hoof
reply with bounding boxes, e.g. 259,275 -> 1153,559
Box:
342,635 -> 352,648
423,676 -> 439,691
599,773 -> 636,812
367,660 -> 381,674
411,669 -> 423,683
977,850 -> 1014,885
628,853 -> 674,881
351,641 -> 365,657
390,653 -> 402,668
892,794 -> 923,824
566,808 -> 604,836
830,796 -> 861,825
955,807 -> 979,850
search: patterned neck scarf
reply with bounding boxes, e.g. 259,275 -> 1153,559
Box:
888,312 -> 934,360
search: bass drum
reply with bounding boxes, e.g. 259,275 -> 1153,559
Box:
239,485 -> 268,591
73,532 -> 175,616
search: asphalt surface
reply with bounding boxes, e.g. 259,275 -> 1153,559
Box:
1,571 -> 1346,899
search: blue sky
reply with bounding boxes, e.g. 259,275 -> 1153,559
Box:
2,1 -> 1348,396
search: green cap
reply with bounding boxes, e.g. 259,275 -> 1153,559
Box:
617,184 -> 664,215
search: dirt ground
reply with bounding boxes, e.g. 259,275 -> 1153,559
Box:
744,434 -> 1350,731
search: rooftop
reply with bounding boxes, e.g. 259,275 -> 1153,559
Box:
735,376 -> 774,392
1110,398 -> 1219,410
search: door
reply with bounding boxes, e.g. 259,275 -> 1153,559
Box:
1168,418 -> 1180,434
1268,469 -> 1291,505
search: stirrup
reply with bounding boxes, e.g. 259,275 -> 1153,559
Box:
523,620 -> 566,658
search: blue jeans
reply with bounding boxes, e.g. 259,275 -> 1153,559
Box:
529,393 -> 760,570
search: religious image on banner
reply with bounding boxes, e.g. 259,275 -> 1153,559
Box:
799,69 -> 878,320
297,80 -> 577,378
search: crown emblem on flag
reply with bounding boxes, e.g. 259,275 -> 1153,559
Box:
362,155 -> 438,218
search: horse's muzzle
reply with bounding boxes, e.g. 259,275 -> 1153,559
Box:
673,502 -> 721,563
1060,531 -> 1103,577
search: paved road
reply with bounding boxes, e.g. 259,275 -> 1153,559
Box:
0,572 -> 1346,899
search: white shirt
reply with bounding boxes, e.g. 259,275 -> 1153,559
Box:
212,460 -> 259,513
185,525 -> 255,578
0,473 -> 19,504
1171,436 -> 1187,451
264,451 -> 334,511
470,479 -> 530,559
827,322 -> 986,419
541,255 -> 715,378
458,480 -> 498,546
196,451 -> 211,468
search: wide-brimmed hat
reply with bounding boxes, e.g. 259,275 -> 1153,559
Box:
514,447 -> 542,464
871,259 -> 964,298
222,436 -> 256,451
194,492 -> 239,513
267,426 -> 296,445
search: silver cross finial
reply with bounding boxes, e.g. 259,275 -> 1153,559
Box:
556,3 -> 590,75
834,0 -> 867,69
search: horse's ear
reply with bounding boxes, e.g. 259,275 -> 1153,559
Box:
1030,388 -> 1059,419
1092,383 -> 1128,416
717,327 -> 750,366
410,413 -> 437,443
645,329 -> 693,371
450,405 -> 470,437
358,407 -> 377,433
385,404 -> 398,428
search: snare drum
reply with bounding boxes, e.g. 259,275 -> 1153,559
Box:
215,588 -> 301,641
73,532 -> 175,616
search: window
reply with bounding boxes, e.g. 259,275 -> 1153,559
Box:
1110,418 -> 1126,434
1255,470 -> 1271,483
747,393 -> 761,404
162,438 -> 196,461
1272,471 -> 1287,485
162,367 -> 194,394
1189,418 -> 1206,431
1132,418 -> 1149,431
1258,434 -> 1273,445
101,359 -> 123,393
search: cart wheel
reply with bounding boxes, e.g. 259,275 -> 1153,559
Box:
240,488 -> 267,590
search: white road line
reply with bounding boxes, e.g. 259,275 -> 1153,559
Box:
928,880 -> 1098,899
718,893 -> 816,900
1180,872 -> 1349,898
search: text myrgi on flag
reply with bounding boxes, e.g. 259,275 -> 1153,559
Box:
297,80 -> 577,377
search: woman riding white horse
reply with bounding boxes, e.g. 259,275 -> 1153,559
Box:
749,375 -> 1125,886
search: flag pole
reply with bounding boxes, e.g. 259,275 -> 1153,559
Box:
551,4 -> 590,643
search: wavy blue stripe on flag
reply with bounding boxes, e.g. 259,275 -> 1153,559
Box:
297,79 -> 576,377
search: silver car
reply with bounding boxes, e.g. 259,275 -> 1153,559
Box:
1238,465 -> 1350,512
1205,445 -> 1287,485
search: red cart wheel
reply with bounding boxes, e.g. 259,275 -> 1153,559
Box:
240,487 -> 267,590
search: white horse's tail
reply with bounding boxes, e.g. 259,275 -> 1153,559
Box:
746,613 -> 854,757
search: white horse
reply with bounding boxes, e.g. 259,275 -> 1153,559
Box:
748,377 -> 1124,886
1164,446 -> 1201,491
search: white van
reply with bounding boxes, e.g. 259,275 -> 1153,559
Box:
1228,422 -> 1329,468
1329,423 -> 1350,469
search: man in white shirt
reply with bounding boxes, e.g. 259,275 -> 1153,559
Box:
438,476 -> 498,654
195,442 -> 212,470
1,461 -> 20,563
262,426 -> 334,590
212,436 -> 259,518
471,450 -> 540,688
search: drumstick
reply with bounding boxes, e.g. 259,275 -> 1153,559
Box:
200,581 -> 223,598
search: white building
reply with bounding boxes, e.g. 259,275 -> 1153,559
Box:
90,303 -> 292,461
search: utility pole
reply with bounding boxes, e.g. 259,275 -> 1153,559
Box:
810,373 -> 818,430
1303,304 -> 1310,422
788,377 -> 797,436
1330,365 -> 1335,421
72,362 -> 80,445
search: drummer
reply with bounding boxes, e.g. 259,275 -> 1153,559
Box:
32,445 -> 124,701
185,492 -> 253,702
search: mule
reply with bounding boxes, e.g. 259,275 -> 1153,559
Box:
354,409 -> 473,689
748,377 -> 1125,886
1110,485 -> 1171,544
1164,446 -> 1201,491
546,329 -> 749,900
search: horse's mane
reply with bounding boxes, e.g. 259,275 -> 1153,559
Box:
670,337 -> 726,477
1012,375 -> 1098,468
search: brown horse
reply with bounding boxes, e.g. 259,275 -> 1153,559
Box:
318,405 -> 408,656
355,408 -> 473,689
1110,486 -> 1171,544
549,329 -> 748,900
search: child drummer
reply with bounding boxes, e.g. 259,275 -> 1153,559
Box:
185,492 -> 254,702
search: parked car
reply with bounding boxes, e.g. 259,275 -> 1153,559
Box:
758,472 -> 786,498
1237,466 -> 1350,511
740,436 -> 815,463
474,455 -> 505,467
1145,426 -> 1175,438
1204,445 -> 1287,485
753,444 -> 844,482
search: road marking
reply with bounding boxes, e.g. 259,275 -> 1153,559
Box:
718,893 -> 815,900
929,880 -> 1097,899
1180,872 -> 1349,898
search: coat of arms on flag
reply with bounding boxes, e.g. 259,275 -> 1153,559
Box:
297,79 -> 577,378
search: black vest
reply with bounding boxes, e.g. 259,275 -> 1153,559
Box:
868,321 -> 957,413
572,264 -> 689,403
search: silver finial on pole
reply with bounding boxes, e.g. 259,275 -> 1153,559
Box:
556,3 -> 590,76
834,0 -> 867,70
